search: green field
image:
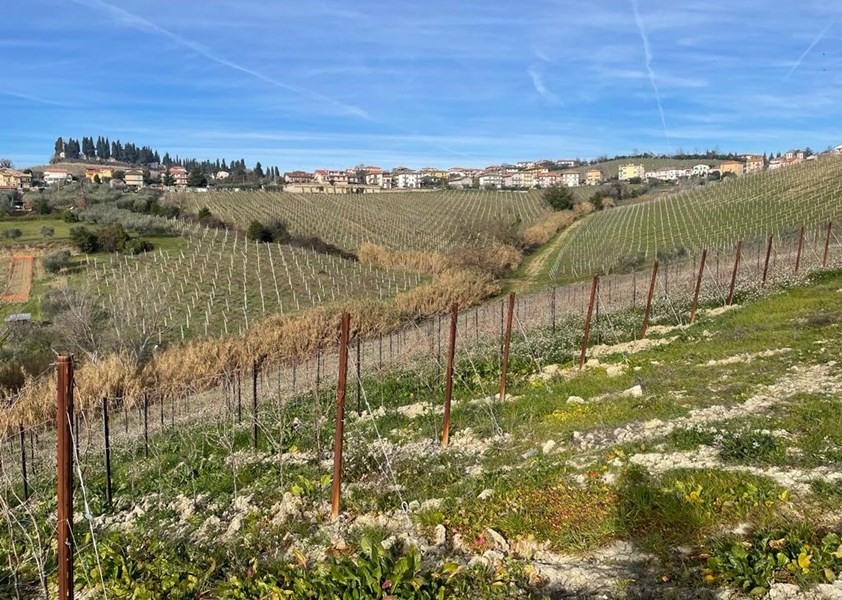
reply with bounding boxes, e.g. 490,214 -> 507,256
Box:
0,217 -> 72,246
547,155 -> 842,279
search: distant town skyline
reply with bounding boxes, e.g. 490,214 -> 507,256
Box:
2,0 -> 841,169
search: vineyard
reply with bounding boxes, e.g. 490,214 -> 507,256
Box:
165,190 -> 555,253
89,222 -> 420,340
1,232 -> 841,598
548,155 -> 842,279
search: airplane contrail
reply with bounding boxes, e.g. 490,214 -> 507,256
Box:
67,0 -> 372,120
784,13 -> 840,80
631,0 -> 671,145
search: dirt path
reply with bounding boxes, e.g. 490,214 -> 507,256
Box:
2,254 -> 34,302
508,219 -> 586,293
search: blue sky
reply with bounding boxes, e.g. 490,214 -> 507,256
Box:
2,0 -> 841,170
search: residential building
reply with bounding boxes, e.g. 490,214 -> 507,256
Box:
585,169 -> 602,186
511,170 -> 536,188
214,170 -> 230,180
0,168 -> 31,189
561,171 -> 581,187
742,155 -> 765,173
557,159 -> 578,168
365,167 -> 384,187
394,170 -> 421,189
168,166 -> 188,186
448,176 -> 473,189
84,167 -> 113,183
692,164 -> 711,177
536,172 -> 559,188
284,171 -> 314,184
768,159 -> 783,171
618,164 -> 645,181
124,169 -> 144,188
381,173 -> 393,189
717,160 -> 744,176
834,144 -> 842,155
479,172 -> 503,189
43,168 -> 72,185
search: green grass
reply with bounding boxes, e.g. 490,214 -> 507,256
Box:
0,217 -> 73,245
2,270 -> 842,597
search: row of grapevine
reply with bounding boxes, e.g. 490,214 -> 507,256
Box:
548,155 -> 842,278
166,189 -> 553,253
90,222 -> 420,340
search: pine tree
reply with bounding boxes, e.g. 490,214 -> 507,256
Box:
254,161 -> 264,179
53,137 -> 65,158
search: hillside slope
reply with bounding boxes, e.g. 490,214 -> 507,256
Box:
547,155 -> 842,280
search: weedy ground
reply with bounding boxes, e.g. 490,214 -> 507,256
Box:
2,270 -> 841,599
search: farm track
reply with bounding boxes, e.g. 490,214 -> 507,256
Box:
2,254 -> 34,302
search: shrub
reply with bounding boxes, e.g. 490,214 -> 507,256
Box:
96,223 -> 130,253
61,208 -> 79,223
2,228 -> 22,239
42,250 -> 71,273
126,238 -> 154,255
247,220 -> 272,242
40,226 -> 55,238
543,185 -> 575,211
69,226 -> 99,253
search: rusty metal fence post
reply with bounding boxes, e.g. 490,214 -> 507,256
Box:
331,312 -> 350,519
640,260 -> 659,339
102,397 -> 112,507
689,250 -> 707,324
56,355 -> 74,600
823,222 -> 832,268
762,235 -> 773,286
441,303 -> 458,447
499,293 -> 515,402
795,226 -> 805,276
252,360 -> 259,449
579,275 -> 599,370
726,241 -> 742,306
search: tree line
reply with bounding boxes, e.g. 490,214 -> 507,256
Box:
51,136 -> 281,180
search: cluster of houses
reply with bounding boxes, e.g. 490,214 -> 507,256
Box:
618,151 -> 826,183
7,145 -> 841,194
281,161 -> 607,193
0,168 -> 32,191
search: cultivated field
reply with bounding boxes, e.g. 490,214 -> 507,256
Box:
91,222 -> 420,340
1,255 -> 34,302
166,189 -> 556,254
548,155 -> 842,279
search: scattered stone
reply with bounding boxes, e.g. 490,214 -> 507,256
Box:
622,385 -> 643,398
478,488 -> 494,501
434,524 -> 446,546
542,440 -> 557,455
486,528 -> 509,552
567,395 -> 586,404
605,364 -> 625,378
522,448 -> 538,459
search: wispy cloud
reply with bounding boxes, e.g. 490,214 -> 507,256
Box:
67,0 -> 372,120
527,66 -> 559,103
0,89 -> 73,107
784,12 -> 840,79
630,0 -> 671,145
